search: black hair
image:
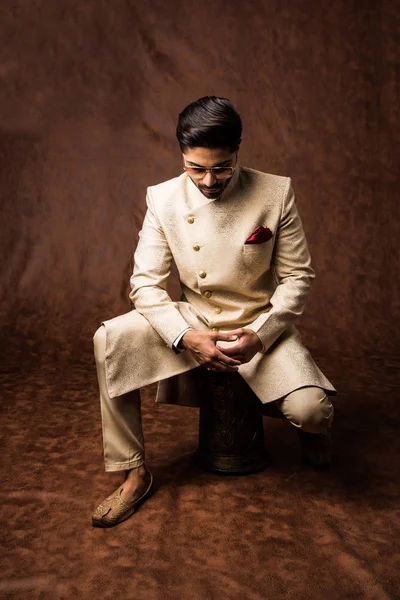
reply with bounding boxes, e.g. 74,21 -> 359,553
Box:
176,96 -> 242,153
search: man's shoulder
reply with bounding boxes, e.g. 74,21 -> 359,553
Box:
240,166 -> 290,190
148,173 -> 186,198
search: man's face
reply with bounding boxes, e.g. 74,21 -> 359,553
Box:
182,147 -> 237,199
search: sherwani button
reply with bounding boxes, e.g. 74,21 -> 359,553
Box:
193,244 -> 200,251
215,307 -> 222,314
187,216 -> 195,224
211,327 -> 219,331
203,290 -> 212,298
199,270 -> 206,278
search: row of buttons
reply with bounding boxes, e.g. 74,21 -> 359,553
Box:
187,217 -> 204,276
202,289 -> 221,314
187,214 -> 222,317
188,217 -> 202,259
189,220 -> 201,255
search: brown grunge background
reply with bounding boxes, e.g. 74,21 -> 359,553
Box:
1,1 -> 399,599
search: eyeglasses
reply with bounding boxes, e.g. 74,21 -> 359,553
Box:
183,164 -> 236,180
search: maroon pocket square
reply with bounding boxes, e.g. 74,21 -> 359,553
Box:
245,225 -> 273,244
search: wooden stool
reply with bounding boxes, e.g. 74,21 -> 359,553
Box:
191,367 -> 270,475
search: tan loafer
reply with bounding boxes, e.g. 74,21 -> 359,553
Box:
91,471 -> 154,528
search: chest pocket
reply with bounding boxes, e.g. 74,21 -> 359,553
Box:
241,241 -> 273,273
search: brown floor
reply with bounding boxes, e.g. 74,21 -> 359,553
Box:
1,346 -> 399,600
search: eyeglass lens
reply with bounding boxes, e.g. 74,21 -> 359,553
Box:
185,167 -> 233,179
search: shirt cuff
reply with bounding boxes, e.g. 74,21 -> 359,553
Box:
172,327 -> 194,353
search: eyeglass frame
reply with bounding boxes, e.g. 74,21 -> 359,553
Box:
182,152 -> 238,180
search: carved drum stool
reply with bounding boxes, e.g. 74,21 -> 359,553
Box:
191,367 -> 271,475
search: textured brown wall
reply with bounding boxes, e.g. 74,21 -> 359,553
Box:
1,0 -> 399,358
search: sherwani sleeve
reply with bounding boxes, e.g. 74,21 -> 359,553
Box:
246,179 -> 316,352
129,187 -> 191,349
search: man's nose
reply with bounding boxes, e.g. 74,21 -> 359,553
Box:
203,171 -> 217,187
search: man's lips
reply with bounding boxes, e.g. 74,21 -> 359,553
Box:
201,187 -> 221,193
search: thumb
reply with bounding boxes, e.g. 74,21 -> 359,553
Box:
216,332 -> 238,341
226,329 -> 243,337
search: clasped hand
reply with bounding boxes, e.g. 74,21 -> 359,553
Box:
181,328 -> 263,373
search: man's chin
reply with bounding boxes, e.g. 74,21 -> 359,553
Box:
200,187 -> 223,198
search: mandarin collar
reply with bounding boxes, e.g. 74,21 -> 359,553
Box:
185,163 -> 241,207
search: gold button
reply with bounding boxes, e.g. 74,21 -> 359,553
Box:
211,327 -> 219,332
187,216 -> 195,224
199,270 -> 206,278
193,244 -> 200,251
203,290 -> 212,298
215,307 -> 222,314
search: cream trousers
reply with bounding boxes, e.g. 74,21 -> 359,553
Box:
94,325 -> 334,472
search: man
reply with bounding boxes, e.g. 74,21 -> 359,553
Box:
91,96 -> 336,528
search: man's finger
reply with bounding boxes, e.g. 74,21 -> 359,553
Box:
215,349 -> 241,366
213,332 -> 238,341
212,360 -> 239,372
225,328 -> 244,337
206,357 -> 239,372
220,354 -> 243,363
216,365 -> 239,373
219,344 -> 241,356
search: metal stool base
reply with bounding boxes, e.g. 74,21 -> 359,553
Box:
193,449 -> 270,475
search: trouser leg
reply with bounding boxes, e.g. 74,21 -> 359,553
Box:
275,386 -> 334,434
93,325 -> 145,472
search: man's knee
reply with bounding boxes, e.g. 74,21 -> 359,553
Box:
93,325 -> 106,364
278,387 -> 334,434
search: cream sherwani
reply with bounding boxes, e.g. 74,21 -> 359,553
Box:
101,165 -> 336,406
